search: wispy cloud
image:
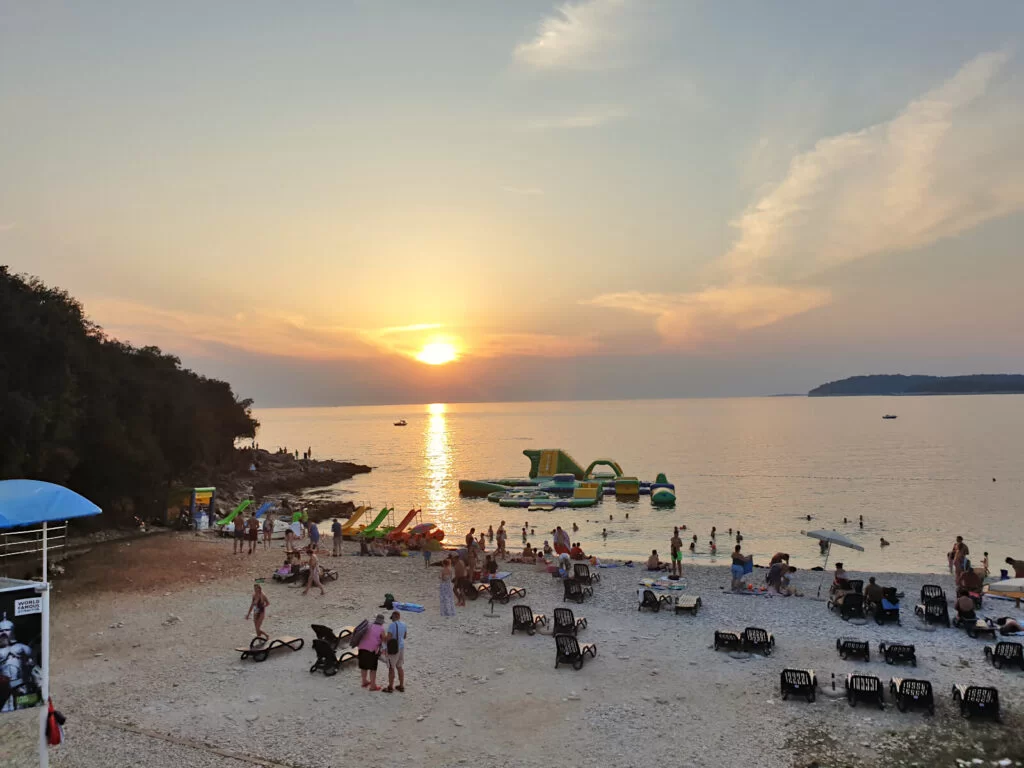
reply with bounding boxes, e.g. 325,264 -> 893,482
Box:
525,105 -> 627,130
514,0 -> 633,71
586,50 -> 1024,347
375,323 -> 442,335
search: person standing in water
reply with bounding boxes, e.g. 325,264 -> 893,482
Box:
244,581 -> 270,642
670,529 -> 683,577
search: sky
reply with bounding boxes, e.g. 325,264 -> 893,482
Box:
2,1 -> 1024,406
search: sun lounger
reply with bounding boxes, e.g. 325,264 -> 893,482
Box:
952,684 -> 1000,721
845,674 -> 884,709
743,627 -> 775,655
836,637 -> 870,661
914,599 -> 950,627
310,624 -> 355,650
847,579 -> 864,594
564,579 -> 591,603
954,615 -> 997,639
879,642 -> 916,666
889,678 -> 934,714
553,608 -> 586,635
637,588 -> 671,612
780,669 -> 817,702
488,579 -> 525,607
873,590 -> 901,625
674,595 -> 702,615
236,635 -> 304,662
829,592 -> 866,621
984,641 -> 1024,670
920,584 -> 945,603
309,638 -> 356,676
573,563 -> 600,584
714,630 -> 743,652
511,605 -> 548,635
554,634 -> 597,670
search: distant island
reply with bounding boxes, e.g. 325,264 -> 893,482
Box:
808,374 -> 1024,397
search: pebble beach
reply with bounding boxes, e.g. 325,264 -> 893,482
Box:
4,532 -> 1024,768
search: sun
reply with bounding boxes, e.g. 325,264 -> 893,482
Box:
416,341 -> 458,365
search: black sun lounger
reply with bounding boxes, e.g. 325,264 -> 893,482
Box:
743,627 -> 775,655
714,630 -> 743,651
574,563 -> 600,584
889,678 -> 933,714
879,642 -> 916,666
915,599 -> 950,627
829,593 -> 866,621
637,588 -> 671,612
511,605 -> 548,635
488,579 -> 525,607
846,674 -> 884,709
564,579 -> 590,604
674,595 -> 702,615
553,608 -> 587,635
984,641 -> 1024,670
310,624 -> 356,650
780,669 -> 817,702
554,634 -> 597,670
952,684 -> 1000,721
958,617 -> 998,639
309,638 -> 356,676
837,637 -> 870,661
236,635 -> 304,662
920,584 -> 945,603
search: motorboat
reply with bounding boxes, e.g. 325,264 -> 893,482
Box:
393,419 -> 407,426
882,414 -> 898,420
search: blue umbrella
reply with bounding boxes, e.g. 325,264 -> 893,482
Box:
0,479 -> 102,529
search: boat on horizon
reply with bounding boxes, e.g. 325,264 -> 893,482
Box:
393,419 -> 407,426
882,414 -> 898,420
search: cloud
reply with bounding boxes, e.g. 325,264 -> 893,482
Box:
587,50 -> 1024,347
501,185 -> 546,196
514,0 -> 633,71
471,332 -> 601,358
525,105 -> 627,130
375,323 -> 443,335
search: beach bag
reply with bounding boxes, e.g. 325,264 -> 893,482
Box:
46,699 -> 65,746
348,619 -> 369,648
386,622 -> 400,655
381,593 -> 395,610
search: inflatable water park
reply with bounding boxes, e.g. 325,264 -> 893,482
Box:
459,449 -> 676,508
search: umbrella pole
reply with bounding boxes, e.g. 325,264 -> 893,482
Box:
817,541 -> 832,599
39,521 -> 50,768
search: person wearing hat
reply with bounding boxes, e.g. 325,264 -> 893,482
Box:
357,614 -> 387,691
383,611 -> 407,693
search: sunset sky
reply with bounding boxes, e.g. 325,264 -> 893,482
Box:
3,1 -> 1024,405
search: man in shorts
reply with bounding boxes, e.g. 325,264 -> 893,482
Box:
670,530 -> 683,577
384,610 -> 407,693
233,514 -> 244,554
308,521 -> 321,552
331,518 -> 343,557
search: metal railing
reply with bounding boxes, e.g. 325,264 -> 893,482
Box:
0,522 -> 68,575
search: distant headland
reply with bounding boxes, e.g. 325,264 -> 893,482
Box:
808,374 -> 1024,397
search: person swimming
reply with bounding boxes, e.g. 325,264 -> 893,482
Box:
880,537 -> 890,547
602,528 -> 608,538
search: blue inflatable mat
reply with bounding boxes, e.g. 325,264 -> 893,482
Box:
392,602 -> 425,613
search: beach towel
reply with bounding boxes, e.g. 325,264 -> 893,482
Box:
392,602 -> 425,613
742,558 -> 754,576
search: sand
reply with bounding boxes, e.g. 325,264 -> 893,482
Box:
5,533 -> 1024,768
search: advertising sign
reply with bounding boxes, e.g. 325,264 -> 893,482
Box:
0,585 -> 43,713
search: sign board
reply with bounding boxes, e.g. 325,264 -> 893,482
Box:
1,585 -> 43,713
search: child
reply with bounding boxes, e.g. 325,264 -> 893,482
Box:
983,551 -> 990,576
245,581 -> 270,642
709,540 -> 717,554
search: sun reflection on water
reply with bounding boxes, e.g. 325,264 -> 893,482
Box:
423,403 -> 454,534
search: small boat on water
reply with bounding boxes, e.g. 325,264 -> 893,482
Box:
394,419 -> 407,426
882,414 -> 898,420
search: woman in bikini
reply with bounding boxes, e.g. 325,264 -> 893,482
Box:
244,582 -> 270,642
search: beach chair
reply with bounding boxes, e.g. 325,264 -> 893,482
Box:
554,634 -> 597,671
637,588 -> 668,612
574,563 -> 600,584
915,598 -> 950,627
920,584 -> 945,603
873,589 -> 901,625
952,684 -> 1000,721
836,637 -> 870,661
310,624 -> 355,650
309,638 -> 356,676
488,579 -> 525,608
743,627 -> 775,655
236,635 -> 304,662
847,579 -> 864,594
674,595 -> 702,615
714,630 -> 743,652
984,641 -> 1024,670
780,669 -> 817,702
955,616 -> 997,639
832,593 -> 866,621
553,608 -> 587,636
879,642 -> 916,666
889,678 -> 934,714
845,674 -> 884,709
564,579 -> 590,604
511,605 -> 547,635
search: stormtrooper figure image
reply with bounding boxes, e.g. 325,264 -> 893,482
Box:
0,611 -> 41,712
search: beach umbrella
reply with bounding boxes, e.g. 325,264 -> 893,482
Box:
409,523 -> 436,535
803,529 -> 865,598
984,578 -> 1024,608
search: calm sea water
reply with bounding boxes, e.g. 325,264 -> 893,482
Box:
252,396 -> 1024,574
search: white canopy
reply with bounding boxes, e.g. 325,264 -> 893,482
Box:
803,529 -> 864,552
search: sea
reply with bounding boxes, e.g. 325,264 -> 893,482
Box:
252,396 -> 1024,575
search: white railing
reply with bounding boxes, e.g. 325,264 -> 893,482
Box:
0,522 -> 68,574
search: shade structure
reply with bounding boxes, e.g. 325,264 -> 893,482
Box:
804,529 -> 865,552
985,578 -> 1024,598
0,480 -> 102,529
409,523 -> 436,535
